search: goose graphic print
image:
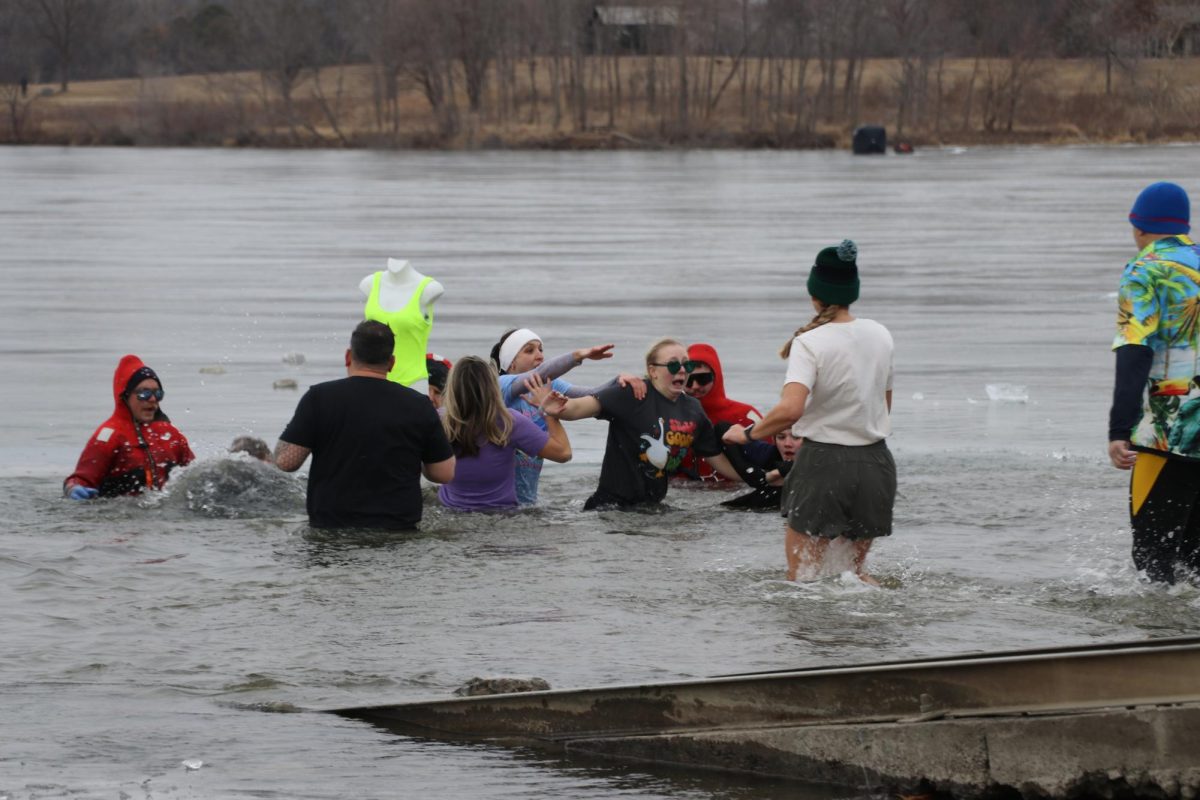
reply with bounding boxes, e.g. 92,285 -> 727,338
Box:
638,416 -> 701,478
587,381 -> 722,506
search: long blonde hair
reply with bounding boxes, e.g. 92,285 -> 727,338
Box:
441,356 -> 513,458
779,302 -> 844,358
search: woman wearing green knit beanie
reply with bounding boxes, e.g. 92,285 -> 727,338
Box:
722,240 -> 897,583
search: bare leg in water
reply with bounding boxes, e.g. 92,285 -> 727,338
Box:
851,539 -> 880,586
785,526 -> 829,581
786,527 -> 879,585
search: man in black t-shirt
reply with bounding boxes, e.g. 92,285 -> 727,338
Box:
274,321 -> 455,530
544,338 -> 741,509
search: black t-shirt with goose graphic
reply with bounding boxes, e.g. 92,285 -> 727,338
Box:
585,383 -> 720,509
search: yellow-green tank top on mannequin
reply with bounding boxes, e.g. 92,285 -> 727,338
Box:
363,272 -> 434,385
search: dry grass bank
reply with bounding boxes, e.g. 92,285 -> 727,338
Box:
7,55 -> 1200,149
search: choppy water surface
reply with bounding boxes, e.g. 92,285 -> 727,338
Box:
2,145 -> 1198,799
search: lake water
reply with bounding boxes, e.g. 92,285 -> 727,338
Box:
2,144 -> 1198,799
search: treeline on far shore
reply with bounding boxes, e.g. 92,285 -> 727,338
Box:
3,0 -> 1200,150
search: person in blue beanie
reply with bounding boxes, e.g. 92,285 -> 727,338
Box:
1109,181 -> 1200,583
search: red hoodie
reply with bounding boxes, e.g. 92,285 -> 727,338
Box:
64,355 -> 195,497
680,343 -> 761,481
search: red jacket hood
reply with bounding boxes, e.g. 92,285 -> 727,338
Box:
687,342 -> 760,425
111,354 -> 167,425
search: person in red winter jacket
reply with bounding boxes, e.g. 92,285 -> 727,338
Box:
678,342 -> 761,481
63,355 -> 195,499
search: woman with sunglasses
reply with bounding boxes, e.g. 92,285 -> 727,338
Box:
490,328 -> 645,505
542,338 -> 742,510
64,354 -> 195,499
723,240 -> 895,584
678,342 -> 762,481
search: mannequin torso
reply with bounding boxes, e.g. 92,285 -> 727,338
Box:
359,258 -> 444,319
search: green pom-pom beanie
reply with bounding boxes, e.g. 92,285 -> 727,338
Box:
806,239 -> 860,306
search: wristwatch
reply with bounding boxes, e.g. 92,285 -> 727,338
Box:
744,423 -> 756,441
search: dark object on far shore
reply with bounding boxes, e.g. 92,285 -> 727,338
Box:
894,140 -> 914,154
852,125 -> 887,154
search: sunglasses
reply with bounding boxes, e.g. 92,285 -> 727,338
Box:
686,372 -> 714,387
133,388 -> 165,402
650,359 -> 697,375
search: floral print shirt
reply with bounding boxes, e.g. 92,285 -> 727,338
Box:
1114,234 -> 1200,457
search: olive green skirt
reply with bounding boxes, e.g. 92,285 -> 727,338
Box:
781,439 -> 896,541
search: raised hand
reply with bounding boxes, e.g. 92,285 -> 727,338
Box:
522,373 -> 554,410
574,344 -> 615,362
539,391 -> 569,418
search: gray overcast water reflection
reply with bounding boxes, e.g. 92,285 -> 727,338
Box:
1,145 -> 1197,799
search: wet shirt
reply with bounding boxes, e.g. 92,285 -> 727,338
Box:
1114,234 -> 1200,458
438,411 -> 549,511
589,384 -> 720,507
280,376 -> 452,530
500,369 -> 573,505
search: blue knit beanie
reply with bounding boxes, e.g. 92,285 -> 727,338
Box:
1129,182 -> 1190,234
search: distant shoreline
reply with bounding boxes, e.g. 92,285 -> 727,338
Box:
7,58 -> 1200,152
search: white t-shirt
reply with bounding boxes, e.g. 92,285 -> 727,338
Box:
784,318 -> 894,446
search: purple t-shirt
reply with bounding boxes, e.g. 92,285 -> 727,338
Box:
438,410 -> 549,511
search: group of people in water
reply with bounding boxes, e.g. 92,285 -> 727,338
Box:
63,239 -> 896,582
63,179 -> 1200,587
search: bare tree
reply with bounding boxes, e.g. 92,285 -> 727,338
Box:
17,0 -> 106,91
238,0 -> 329,143
0,4 -> 39,139
447,0 -> 501,114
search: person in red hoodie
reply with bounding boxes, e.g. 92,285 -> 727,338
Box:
678,342 -> 761,481
63,355 -> 195,499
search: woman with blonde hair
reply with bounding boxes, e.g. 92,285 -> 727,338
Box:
438,356 -> 571,511
542,338 -> 741,509
724,240 -> 895,583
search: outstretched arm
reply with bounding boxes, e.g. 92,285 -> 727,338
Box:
502,345 -> 616,404
522,375 -> 574,463
724,382 -> 809,447
502,351 -> 576,403
703,453 -> 743,482
564,373 -> 647,400
274,440 -> 311,472
542,392 -> 603,421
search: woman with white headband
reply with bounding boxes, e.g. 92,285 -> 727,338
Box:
490,328 -> 645,504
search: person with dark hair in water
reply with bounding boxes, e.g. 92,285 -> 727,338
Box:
678,342 -> 761,481
425,353 -> 452,409
64,355 -> 195,499
718,424 -> 800,510
229,436 -> 272,462
489,327 -> 643,505
275,320 -> 455,530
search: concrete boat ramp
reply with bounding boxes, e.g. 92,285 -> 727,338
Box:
326,636 -> 1200,797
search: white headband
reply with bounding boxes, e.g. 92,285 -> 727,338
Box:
498,328 -> 541,373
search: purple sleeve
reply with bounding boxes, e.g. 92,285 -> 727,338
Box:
509,410 -> 550,454
501,351 -> 578,404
